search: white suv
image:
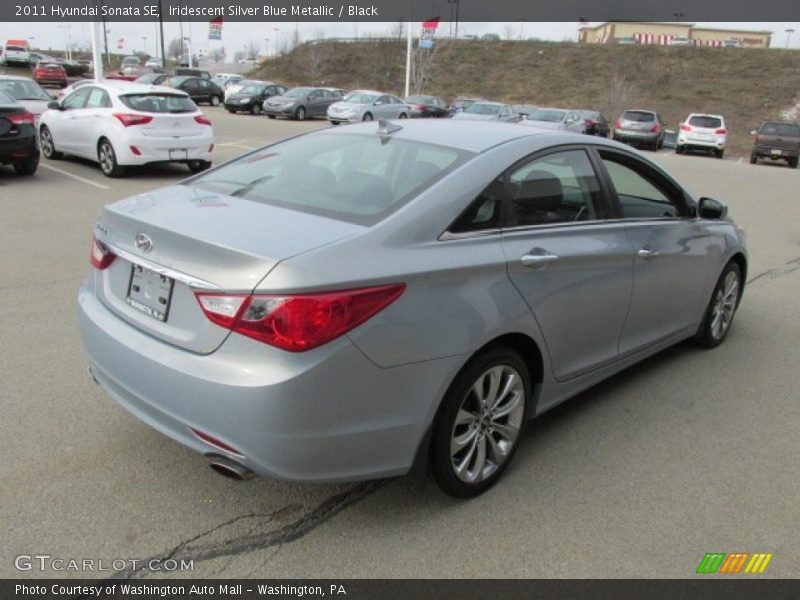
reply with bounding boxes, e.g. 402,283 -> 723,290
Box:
38,81 -> 214,177
676,113 -> 727,158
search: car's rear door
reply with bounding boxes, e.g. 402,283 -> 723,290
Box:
500,146 -> 633,381
595,148 -> 711,354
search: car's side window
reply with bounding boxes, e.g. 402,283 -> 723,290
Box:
63,87 -> 91,110
85,88 -> 110,109
599,152 -> 687,219
449,177 -> 505,234
505,149 -> 603,226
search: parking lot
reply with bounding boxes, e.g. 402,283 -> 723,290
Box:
2,107 -> 799,579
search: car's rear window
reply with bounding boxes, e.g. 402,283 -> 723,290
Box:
0,90 -> 16,104
689,116 -> 723,128
529,109 -> 566,122
623,111 -> 655,122
465,103 -> 501,115
120,93 -> 196,113
0,78 -> 50,101
6,46 -> 26,52
761,123 -> 800,137
190,132 -> 475,226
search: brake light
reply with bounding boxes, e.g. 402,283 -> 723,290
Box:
113,113 -> 153,127
90,237 -> 115,270
715,128 -> 727,134
585,119 -> 597,126
194,115 -> 212,126
680,124 -> 692,132
615,120 -> 622,129
195,284 -> 406,352
6,112 -> 34,126
415,104 -> 426,110
650,124 -> 660,133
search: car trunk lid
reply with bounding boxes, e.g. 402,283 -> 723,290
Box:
93,184 -> 363,354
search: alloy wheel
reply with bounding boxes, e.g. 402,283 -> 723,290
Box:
449,365 -> 525,484
710,270 -> 739,340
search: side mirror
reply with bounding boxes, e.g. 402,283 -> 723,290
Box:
698,197 -> 728,220
47,100 -> 61,110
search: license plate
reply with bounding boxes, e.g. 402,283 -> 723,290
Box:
771,149 -> 782,156
169,149 -> 188,160
126,264 -> 174,322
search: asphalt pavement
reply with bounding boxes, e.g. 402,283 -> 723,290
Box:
1,108 -> 798,579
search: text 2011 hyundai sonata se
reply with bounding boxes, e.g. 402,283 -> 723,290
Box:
78,120 -> 746,497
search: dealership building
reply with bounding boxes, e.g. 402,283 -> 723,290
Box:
578,22 -> 772,47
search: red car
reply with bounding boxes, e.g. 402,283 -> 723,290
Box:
106,66 -> 153,82
33,62 -> 68,88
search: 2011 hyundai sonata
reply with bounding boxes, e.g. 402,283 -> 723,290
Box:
78,120 -> 746,497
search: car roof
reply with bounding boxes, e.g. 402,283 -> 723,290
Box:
313,119 -> 598,153
623,109 -> 657,114
88,81 -> 190,96
687,113 -> 724,119
0,75 -> 37,81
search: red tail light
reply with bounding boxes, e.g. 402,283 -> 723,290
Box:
585,119 -> 597,126
113,113 -> 153,127
90,237 -> 115,270
6,112 -> 34,126
715,128 -> 727,134
680,124 -> 692,132
194,115 -> 212,126
650,124 -> 660,133
614,120 -> 622,129
414,104 -> 426,110
195,284 -> 406,352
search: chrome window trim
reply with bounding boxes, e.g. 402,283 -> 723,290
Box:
102,241 -> 222,290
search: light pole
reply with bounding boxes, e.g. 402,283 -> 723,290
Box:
141,36 -> 147,55
786,29 -> 795,48
447,0 -> 460,38
273,28 -> 280,56
519,19 -> 526,41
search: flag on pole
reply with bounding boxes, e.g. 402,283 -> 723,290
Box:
209,17 -> 223,40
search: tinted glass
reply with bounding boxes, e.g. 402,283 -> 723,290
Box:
0,90 -> 16,104
689,116 -> 723,128
508,150 -> 602,226
85,88 -> 111,108
529,109 -> 567,122
284,87 -> 312,98
344,92 -> 378,104
6,46 -> 26,52
622,111 -> 656,122
190,133 -> 473,225
240,85 -> 266,94
120,93 -> 196,113
63,87 -> 91,109
601,156 -> 682,218
760,123 -> 800,137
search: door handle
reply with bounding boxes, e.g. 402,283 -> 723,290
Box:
637,247 -> 659,259
520,252 -> 559,267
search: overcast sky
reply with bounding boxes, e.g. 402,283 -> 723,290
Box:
3,22 -> 799,56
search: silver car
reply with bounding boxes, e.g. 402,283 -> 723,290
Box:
327,90 -> 409,124
451,101 -> 519,122
79,121 -> 746,497
520,108 -> 586,133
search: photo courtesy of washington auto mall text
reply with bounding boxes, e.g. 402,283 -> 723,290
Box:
1,0 -> 800,597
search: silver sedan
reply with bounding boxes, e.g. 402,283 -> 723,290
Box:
520,107 -> 587,133
327,90 -> 409,124
78,121 -> 746,497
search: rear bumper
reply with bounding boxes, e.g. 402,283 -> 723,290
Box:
614,130 -> 659,142
752,146 -> 799,159
678,135 -> 725,150
263,105 -> 297,116
78,282 -> 459,482
327,115 -> 360,124
0,133 -> 37,162
113,130 -> 214,166
34,77 -> 67,86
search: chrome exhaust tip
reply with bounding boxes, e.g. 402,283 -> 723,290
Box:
206,454 -> 256,481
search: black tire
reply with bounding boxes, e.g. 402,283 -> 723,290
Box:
362,112 -> 373,121
330,120 -> 341,126
13,153 -> 39,175
749,154 -> 758,165
399,112 -> 408,119
210,95 -> 221,107
97,139 -> 125,178
295,106 -> 306,121
675,145 -> 684,155
250,103 -> 262,116
226,108 -> 236,113
431,347 -> 530,498
657,137 -> 664,150
267,115 -> 276,119
39,126 -> 62,160
788,157 -> 798,169
717,149 -> 725,159
694,261 -> 742,348
187,160 -> 211,173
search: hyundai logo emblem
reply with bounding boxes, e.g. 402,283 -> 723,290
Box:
134,233 -> 153,253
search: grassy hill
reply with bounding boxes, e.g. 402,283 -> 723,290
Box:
255,39 -> 800,155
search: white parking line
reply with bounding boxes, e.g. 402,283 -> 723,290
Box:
40,163 -> 110,190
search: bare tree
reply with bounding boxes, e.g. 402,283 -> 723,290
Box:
167,38 -> 183,61
208,48 -> 225,63
389,22 -> 404,39
289,29 -> 301,51
233,50 -> 245,63
306,34 -> 326,84
243,39 -> 260,60
503,25 -> 516,40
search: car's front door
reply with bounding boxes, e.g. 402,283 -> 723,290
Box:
52,86 -> 91,153
500,147 -> 633,381
72,86 -> 112,159
596,148 -> 711,354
